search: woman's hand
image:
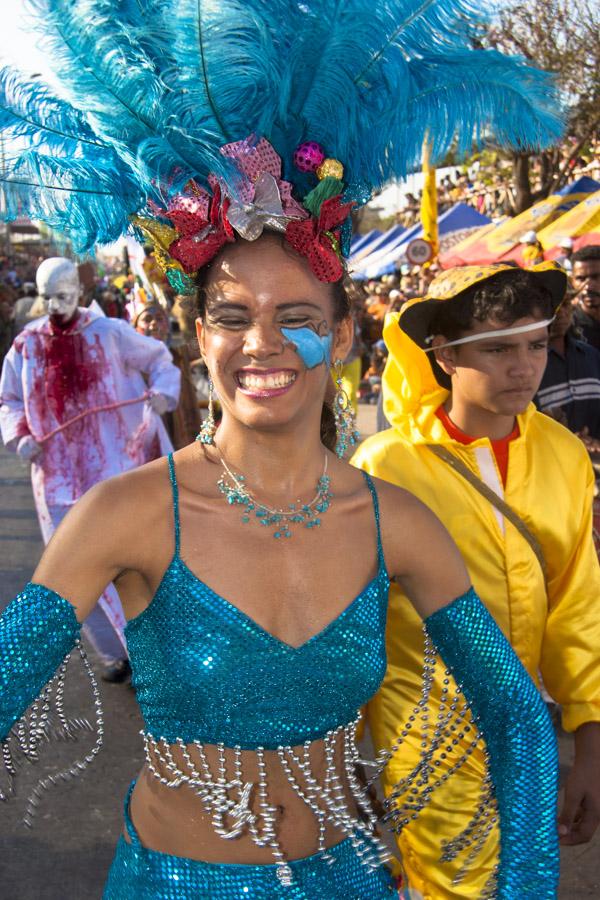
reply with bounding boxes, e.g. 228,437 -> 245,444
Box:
559,722 -> 600,845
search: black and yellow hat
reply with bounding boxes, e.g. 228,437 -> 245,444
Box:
399,260 -> 567,349
398,261 -> 567,387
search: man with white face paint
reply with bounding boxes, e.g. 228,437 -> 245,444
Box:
0,258 -> 181,679
353,262 -> 600,898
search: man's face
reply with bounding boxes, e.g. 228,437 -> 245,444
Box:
434,316 -> 550,417
573,259 -> 600,322
37,264 -> 80,325
549,300 -> 573,340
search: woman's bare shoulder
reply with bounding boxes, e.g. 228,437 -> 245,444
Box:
77,455 -> 173,528
368,474 -> 470,617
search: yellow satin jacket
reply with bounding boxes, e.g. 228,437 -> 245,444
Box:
352,312 -> 600,897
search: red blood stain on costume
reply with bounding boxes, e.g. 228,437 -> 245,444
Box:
21,318 -> 127,498
5,309 -> 174,516
44,317 -> 100,421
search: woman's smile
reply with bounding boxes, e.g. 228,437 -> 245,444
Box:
236,367 -> 298,397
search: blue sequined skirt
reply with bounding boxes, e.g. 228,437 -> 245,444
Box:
103,783 -> 397,899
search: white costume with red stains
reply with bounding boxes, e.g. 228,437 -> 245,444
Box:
0,306 -> 181,653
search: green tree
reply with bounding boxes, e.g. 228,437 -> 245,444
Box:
488,0 -> 600,212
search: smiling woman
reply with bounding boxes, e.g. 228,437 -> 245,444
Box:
195,233 -> 351,456
0,0 -> 567,897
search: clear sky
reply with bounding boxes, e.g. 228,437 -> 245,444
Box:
0,4 -> 54,77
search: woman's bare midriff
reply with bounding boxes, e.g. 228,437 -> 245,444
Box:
126,732 -> 361,863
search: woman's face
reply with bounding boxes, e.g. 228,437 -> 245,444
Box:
135,307 -> 169,342
196,234 -> 352,435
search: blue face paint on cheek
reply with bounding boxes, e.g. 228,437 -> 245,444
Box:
281,327 -> 333,369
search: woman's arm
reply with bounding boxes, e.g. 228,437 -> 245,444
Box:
0,467 -> 166,819
0,468 -> 158,740
380,485 -> 559,898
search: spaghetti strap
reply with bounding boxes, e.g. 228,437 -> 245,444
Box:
167,453 -> 181,556
361,471 -> 386,573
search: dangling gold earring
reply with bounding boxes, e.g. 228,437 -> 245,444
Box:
196,374 -> 217,445
333,359 -> 359,459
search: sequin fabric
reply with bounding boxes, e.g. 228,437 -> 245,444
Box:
424,589 -> 560,898
125,457 -> 389,749
103,782 -> 397,900
0,584 -> 104,822
0,584 -> 81,740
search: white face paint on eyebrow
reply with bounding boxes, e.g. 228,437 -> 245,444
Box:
424,318 -> 554,352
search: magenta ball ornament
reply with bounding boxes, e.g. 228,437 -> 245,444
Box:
293,141 -> 326,174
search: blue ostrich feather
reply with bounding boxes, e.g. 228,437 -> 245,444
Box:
156,0 -> 288,192
25,0 -> 199,188
405,49 -> 564,167
0,149 -> 145,251
272,0 -> 561,188
2,0 -> 564,254
0,66 -> 104,154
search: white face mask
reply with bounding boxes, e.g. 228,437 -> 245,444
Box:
36,258 -> 81,321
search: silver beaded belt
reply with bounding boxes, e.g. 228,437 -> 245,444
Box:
142,713 -> 391,887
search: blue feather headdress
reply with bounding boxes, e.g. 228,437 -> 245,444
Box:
0,0 -> 563,282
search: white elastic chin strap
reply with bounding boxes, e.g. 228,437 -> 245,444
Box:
423,317 -> 555,352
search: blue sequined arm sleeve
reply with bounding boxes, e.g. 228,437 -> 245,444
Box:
0,584 -> 80,738
424,588 -> 559,899
0,584 -> 103,821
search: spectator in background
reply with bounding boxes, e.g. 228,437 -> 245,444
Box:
361,342 -> 387,405
133,299 -> 202,448
98,288 -> 124,318
0,284 -> 17,366
13,283 -> 45,334
535,293 -> 600,443
572,246 -> 600,351
556,236 -> 574,274
388,289 -> 404,313
171,293 -> 198,346
520,230 -> 545,268
133,302 -> 171,344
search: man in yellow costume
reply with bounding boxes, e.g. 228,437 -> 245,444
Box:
353,262 -> 600,898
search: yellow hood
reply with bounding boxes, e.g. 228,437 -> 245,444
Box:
381,309 -> 450,444
381,309 -> 537,445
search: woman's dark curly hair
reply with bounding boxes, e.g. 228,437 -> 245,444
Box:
193,234 -> 352,452
429,269 -> 556,342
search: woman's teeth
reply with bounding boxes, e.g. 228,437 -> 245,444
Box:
238,371 -> 296,390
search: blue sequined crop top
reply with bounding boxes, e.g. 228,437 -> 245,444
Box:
124,455 -> 390,750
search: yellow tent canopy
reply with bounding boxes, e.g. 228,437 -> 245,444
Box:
538,189 -> 600,250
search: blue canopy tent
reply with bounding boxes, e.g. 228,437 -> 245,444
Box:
353,203 -> 490,279
349,223 -> 405,264
350,229 -> 382,254
557,176 -> 600,196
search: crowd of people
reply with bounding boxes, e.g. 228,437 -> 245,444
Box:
3,237 -> 599,456
397,138 -> 600,227
0,1 -> 598,896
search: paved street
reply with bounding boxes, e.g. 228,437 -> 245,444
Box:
0,436 -> 598,898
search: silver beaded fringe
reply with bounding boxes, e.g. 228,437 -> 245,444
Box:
0,640 -> 104,827
380,625 -> 499,897
143,712 -> 391,888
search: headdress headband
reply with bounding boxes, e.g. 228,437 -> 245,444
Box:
0,1 -> 563,287
423,318 -> 555,351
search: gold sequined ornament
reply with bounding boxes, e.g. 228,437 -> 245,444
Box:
316,158 -> 344,181
131,216 -> 198,286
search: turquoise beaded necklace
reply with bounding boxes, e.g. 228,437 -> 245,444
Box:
217,453 -> 332,539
